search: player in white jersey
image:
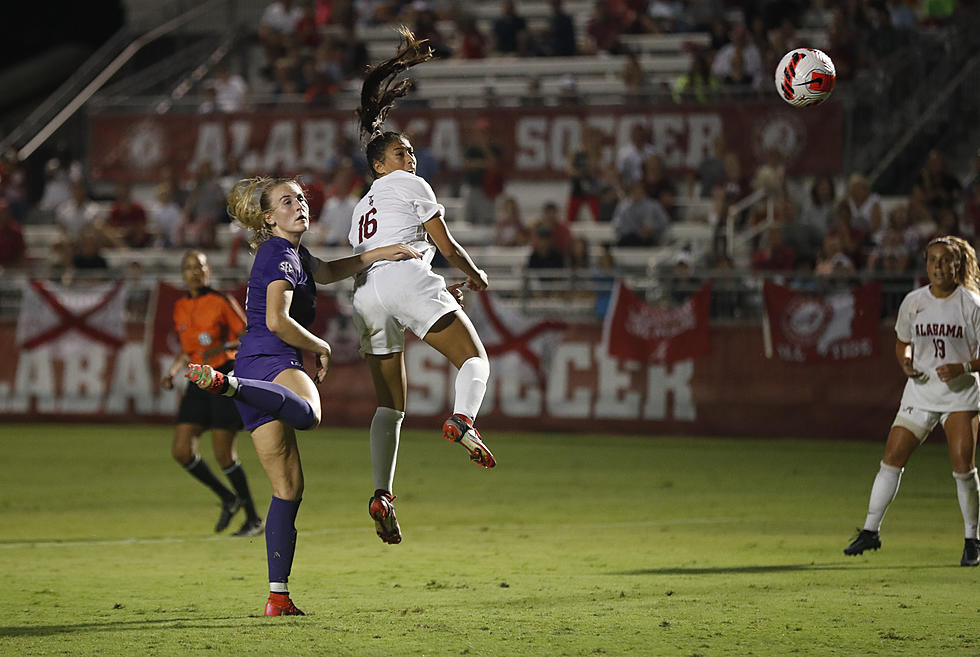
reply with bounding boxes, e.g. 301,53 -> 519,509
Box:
845,236 -> 980,566
349,28 -> 496,545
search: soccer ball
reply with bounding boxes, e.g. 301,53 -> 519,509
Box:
775,48 -> 836,107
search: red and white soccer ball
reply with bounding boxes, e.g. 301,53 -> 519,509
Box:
775,48 -> 836,107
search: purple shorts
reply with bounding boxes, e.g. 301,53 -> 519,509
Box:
233,352 -> 305,432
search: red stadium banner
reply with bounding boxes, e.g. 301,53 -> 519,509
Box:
602,280 -> 711,363
88,101 -> 843,182
762,280 -> 881,363
15,279 -> 127,351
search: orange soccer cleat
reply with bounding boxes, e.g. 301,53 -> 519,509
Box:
265,592 -> 305,616
368,490 -> 402,545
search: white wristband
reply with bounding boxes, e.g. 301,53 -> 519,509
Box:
965,361 -> 973,374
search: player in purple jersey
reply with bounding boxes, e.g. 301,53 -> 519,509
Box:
186,176 -> 420,616
351,28 -> 496,547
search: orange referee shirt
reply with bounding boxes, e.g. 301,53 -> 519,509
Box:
173,287 -> 246,368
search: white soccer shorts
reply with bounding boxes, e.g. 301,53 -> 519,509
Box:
351,259 -> 462,355
892,405 -> 955,442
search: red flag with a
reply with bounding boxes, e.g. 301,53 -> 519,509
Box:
602,280 -> 712,363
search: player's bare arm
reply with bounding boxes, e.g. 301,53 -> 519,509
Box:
422,213 -> 489,291
312,244 -> 422,285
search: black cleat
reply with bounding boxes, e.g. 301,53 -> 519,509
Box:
369,491 -> 402,544
233,516 -> 264,537
961,538 -> 980,567
844,529 -> 881,555
215,497 -> 242,532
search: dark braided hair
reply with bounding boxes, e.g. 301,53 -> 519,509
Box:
357,26 -> 433,178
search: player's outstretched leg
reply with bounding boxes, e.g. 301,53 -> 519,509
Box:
843,529 -> 881,555
442,413 -> 495,468
186,364 -> 318,429
369,490 -> 402,544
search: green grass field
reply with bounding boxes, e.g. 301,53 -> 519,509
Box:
1,424 -> 979,657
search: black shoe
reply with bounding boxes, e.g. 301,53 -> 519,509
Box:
961,538 -> 980,567
233,516 -> 264,537
844,529 -> 881,555
215,497 -> 242,532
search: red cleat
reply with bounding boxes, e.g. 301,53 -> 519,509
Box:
265,592 -> 305,616
369,490 -> 402,544
442,414 -> 496,468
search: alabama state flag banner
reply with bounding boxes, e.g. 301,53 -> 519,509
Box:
602,280 -> 712,363
762,280 -> 881,363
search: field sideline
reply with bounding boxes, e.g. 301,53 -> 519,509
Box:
1,423 -> 978,657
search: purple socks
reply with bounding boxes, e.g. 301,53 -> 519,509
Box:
266,496 -> 301,585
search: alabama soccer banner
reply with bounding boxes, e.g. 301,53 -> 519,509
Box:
762,280 -> 881,363
602,280 -> 712,363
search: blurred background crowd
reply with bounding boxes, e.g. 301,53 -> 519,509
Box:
1,0 -> 978,321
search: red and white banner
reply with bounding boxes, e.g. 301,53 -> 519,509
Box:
16,279 -> 127,352
602,280 -> 711,364
89,101 -> 843,183
762,280 -> 881,363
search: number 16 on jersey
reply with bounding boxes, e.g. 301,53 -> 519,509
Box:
357,207 -> 377,243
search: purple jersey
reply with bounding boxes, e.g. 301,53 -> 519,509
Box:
237,236 -> 317,360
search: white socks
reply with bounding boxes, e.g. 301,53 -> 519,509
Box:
863,461 -> 904,532
453,357 -> 490,421
953,468 -> 980,540
370,407 -> 405,493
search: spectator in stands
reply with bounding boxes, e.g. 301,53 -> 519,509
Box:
149,182 -> 183,248
827,202 -> 867,267
612,181 -> 670,247
799,175 -> 838,237
648,0 -> 688,33
531,201 -> 572,253
622,52 -> 652,103
751,148 -> 788,202
38,157 -> 74,215
591,243 -> 618,317
566,125 -> 604,222
300,58 -> 337,106
720,151 -> 748,204
54,179 -> 108,263
210,63 -> 248,112
616,124 -> 654,187
108,182 -> 151,248
717,47 -> 755,95
815,233 -> 856,277
596,162 -> 624,223
928,207 -> 962,242
642,154 -> 677,214
543,0 -> 577,57
845,173 -> 883,234
0,149 -> 28,222
272,57 -> 302,100
866,225 -> 911,275
0,200 -> 26,271
888,0 -> 918,31
455,13 -> 487,59
586,0 -> 626,54
491,0 -> 529,55
692,136 -> 727,199
567,235 -> 590,271
826,8 -> 857,80
711,22 -> 762,89
258,0 -> 304,71
751,224 -> 796,271
412,6 -> 452,59
183,161 -> 227,249
461,118 -> 504,226
317,157 -> 362,246
918,149 -> 962,213
672,48 -> 719,104
494,196 -> 528,247
69,225 -> 110,274
527,225 -> 566,270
